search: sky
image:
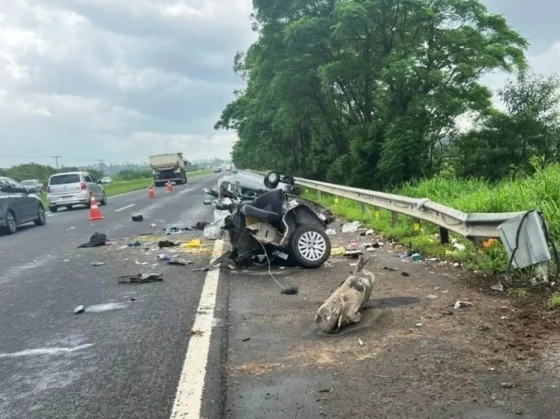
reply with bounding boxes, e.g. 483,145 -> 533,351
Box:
0,0 -> 557,168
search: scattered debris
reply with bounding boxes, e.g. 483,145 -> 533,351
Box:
195,221 -> 210,230
454,300 -> 473,309
149,223 -> 157,228
365,229 -> 374,236
127,240 -> 142,248
427,294 -> 438,299
167,257 -> 192,266
383,266 -> 397,272
331,247 -> 346,256
73,305 -> 85,314
491,283 -> 504,292
411,253 -> 422,261
319,388 -> 333,393
158,254 -> 172,261
183,239 -> 202,248
358,339 -> 364,346
416,323 -> 423,327
342,221 -> 361,233
401,272 -> 410,277
344,250 -> 363,258
91,261 -> 105,266
118,273 -> 163,283
190,330 -> 204,336
131,214 -> 143,222
158,240 -> 177,249
501,382 -> 516,389
78,232 -> 108,248
242,337 -> 251,342
130,297 -> 136,301
281,286 -> 299,295
326,228 -> 337,236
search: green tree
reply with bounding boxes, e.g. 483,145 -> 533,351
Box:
453,70 -> 560,180
217,0 -> 527,189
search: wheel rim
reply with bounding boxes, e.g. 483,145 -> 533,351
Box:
297,231 -> 327,261
7,212 -> 16,232
38,207 -> 45,223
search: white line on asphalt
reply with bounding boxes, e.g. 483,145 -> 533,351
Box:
114,203 -> 135,212
170,240 -> 224,419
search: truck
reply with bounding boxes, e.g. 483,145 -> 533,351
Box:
149,153 -> 188,187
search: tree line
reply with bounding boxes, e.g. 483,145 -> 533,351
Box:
216,0 -> 560,189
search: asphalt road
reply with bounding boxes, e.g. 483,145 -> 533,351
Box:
0,174 -> 228,419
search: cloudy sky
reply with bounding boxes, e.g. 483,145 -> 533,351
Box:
0,1 -> 557,168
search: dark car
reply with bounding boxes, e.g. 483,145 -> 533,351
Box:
0,177 -> 46,234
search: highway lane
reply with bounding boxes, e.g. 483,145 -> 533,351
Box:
0,174 -> 229,419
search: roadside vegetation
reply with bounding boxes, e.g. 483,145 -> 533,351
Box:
216,0 -> 560,306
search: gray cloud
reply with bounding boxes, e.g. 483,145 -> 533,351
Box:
0,0 -> 557,167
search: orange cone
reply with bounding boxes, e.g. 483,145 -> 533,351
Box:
89,195 -> 104,221
148,185 -> 156,198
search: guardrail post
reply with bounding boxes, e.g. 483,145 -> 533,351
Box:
391,212 -> 398,226
439,227 -> 449,244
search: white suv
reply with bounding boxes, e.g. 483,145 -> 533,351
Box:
47,172 -> 107,212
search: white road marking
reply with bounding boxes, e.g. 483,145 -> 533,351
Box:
114,203 -> 135,212
170,240 -> 224,419
0,344 -> 93,358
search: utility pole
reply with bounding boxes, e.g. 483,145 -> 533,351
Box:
51,155 -> 61,170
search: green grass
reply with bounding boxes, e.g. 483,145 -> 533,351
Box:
40,169 -> 214,209
303,163 -> 560,291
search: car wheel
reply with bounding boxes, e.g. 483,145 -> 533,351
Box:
290,225 -> 331,268
49,206 -> 58,213
100,193 -> 107,205
2,210 -> 17,234
34,205 -> 46,226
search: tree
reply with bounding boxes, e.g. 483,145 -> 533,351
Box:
217,0 -> 527,189
452,70 -> 560,180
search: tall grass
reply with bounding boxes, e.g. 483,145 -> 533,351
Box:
304,163 -> 560,274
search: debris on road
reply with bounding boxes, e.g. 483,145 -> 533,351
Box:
183,239 -> 202,248
331,246 -> 346,256
167,257 -> 192,266
281,286 -> 298,295
491,283 -> 504,292
411,253 -> 422,261
158,253 -> 171,261
127,240 -> 141,248
118,273 -> 163,283
454,300 -> 473,309
158,240 -> 178,249
242,337 -> 251,342
427,294 -> 438,299
78,232 -> 108,248
326,228 -> 337,235
131,214 -> 143,222
149,223 -> 157,228
91,261 -> 105,266
401,272 -> 410,276
74,305 -> 85,314
342,221 -> 361,233
344,250 -> 363,258
316,255 -> 374,333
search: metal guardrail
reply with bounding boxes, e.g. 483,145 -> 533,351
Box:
241,170 -> 526,240
293,177 -> 525,240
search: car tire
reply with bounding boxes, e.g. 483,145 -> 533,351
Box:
290,225 -> 331,268
49,206 -> 58,213
34,205 -> 46,226
2,210 -> 17,234
100,193 -> 107,205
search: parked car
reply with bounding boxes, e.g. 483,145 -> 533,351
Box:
100,176 -> 112,184
46,172 -> 107,212
20,179 -> 44,194
0,177 -> 46,234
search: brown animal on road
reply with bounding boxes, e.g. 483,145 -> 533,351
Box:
315,255 -> 375,333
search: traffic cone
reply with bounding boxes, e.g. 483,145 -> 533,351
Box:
89,195 -> 104,221
167,181 -> 173,193
148,185 -> 155,198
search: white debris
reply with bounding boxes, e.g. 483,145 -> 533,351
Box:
454,300 -> 473,309
365,229 -> 374,236
491,283 -> 504,292
326,228 -> 337,235
427,294 -> 438,299
342,221 -> 361,233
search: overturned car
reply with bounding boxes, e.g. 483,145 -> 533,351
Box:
199,172 -> 335,271
205,171 -> 300,201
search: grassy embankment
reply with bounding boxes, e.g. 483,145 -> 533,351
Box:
303,164 -> 560,305
41,168 -> 214,208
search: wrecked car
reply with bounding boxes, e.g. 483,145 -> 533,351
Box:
198,172 -> 334,271
205,171 -> 300,201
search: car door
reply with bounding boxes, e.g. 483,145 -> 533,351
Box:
9,179 -> 36,222
84,174 -> 101,201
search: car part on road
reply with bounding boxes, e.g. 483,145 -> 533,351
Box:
132,214 -> 143,222
74,305 -> 85,314
78,232 -> 108,248
158,240 -> 178,248
316,255 -> 375,333
118,273 -> 163,283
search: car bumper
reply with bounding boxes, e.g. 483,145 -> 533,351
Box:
47,192 -> 90,207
